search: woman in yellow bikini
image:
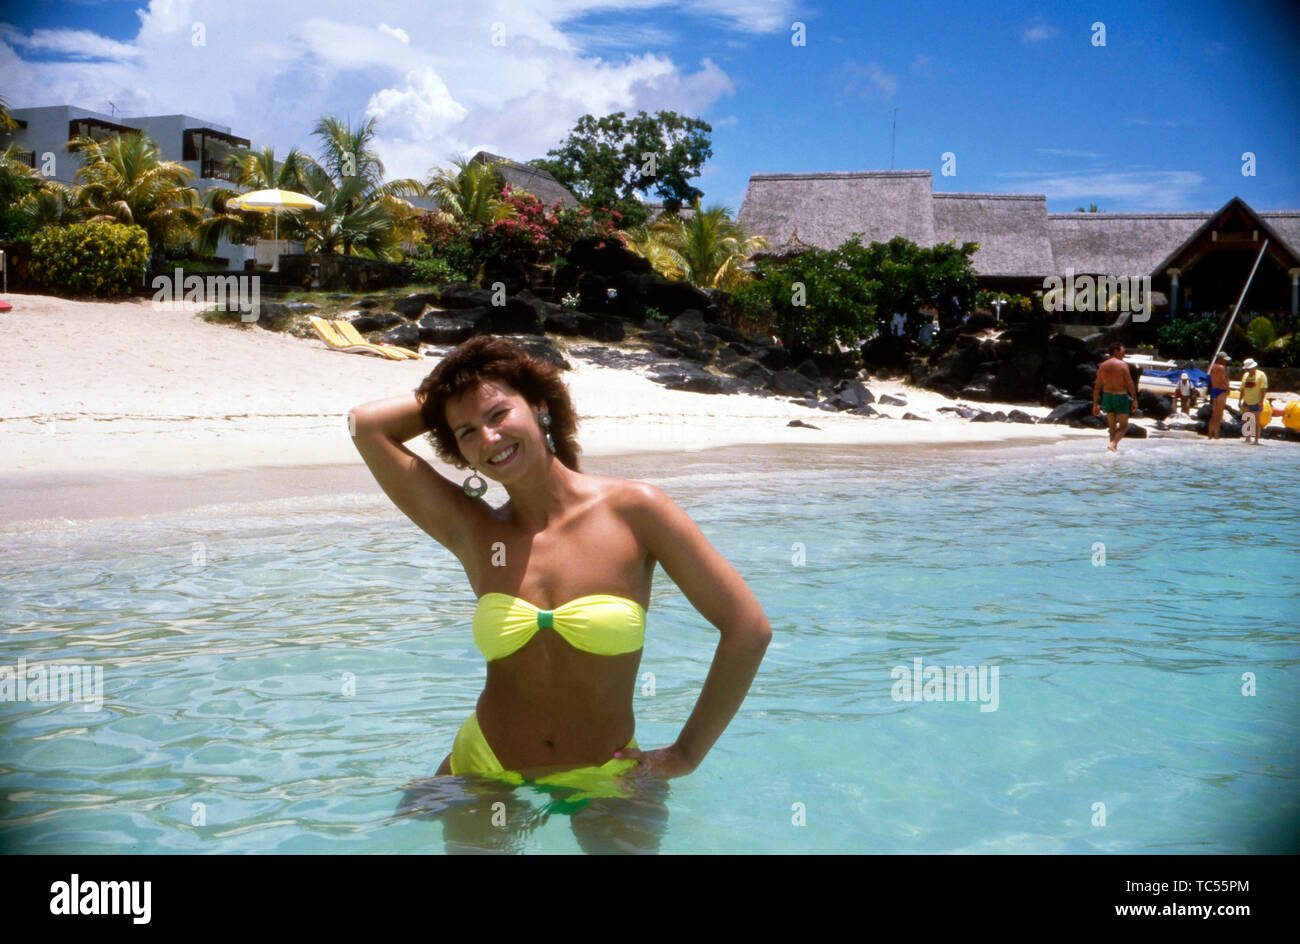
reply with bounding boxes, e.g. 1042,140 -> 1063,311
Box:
350,335 -> 771,844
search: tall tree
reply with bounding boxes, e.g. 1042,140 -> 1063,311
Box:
297,115 -> 424,258
629,202 -> 766,291
196,146 -> 314,254
70,133 -> 203,252
0,95 -> 17,131
425,156 -> 509,226
533,111 -> 712,227
1,143 -> 77,239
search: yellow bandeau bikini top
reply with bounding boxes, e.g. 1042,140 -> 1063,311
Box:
472,593 -> 646,662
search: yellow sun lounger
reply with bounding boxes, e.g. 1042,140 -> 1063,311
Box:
309,317 -> 419,360
332,319 -> 423,360
309,316 -> 400,359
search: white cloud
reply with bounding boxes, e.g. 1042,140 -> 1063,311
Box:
909,54 -> 933,77
1,0 -> 742,182
1,25 -> 138,60
378,23 -> 410,45
994,170 -> 1206,210
688,0 -> 799,33
1021,18 -> 1059,44
566,23 -> 678,50
843,60 -> 898,100
366,67 -> 468,137
1035,147 -> 1105,159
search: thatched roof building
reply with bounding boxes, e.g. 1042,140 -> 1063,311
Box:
934,193 -> 1055,278
471,151 -> 580,209
737,169 -> 1300,317
1045,212 -> 1205,276
739,170 -> 935,251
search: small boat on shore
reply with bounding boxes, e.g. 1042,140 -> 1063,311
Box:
1128,355 -> 1211,396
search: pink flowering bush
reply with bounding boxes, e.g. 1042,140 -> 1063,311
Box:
409,185 -> 626,286
486,186 -> 624,255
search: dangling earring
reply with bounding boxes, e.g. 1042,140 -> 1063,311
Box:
462,467 -> 487,497
539,412 -> 557,454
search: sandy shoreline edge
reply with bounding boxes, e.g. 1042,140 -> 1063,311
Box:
1,437 -> 1113,527
2,292 -> 1134,525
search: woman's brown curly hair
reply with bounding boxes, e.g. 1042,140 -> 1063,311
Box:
414,335 -> 581,471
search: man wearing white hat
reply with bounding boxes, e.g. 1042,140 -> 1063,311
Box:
1239,358 -> 1268,444
1173,371 -> 1194,414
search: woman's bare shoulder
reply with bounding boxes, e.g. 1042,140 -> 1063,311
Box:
586,475 -> 670,511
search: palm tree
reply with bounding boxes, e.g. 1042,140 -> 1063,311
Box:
312,116 -> 388,192
16,185 -> 83,230
630,202 -> 767,291
297,116 -> 424,258
425,155 -> 510,226
227,145 -> 312,193
1074,204 -> 1102,213
296,162 -> 420,259
0,143 -> 46,209
195,145 -> 313,255
1,143 -> 70,239
621,222 -> 679,275
0,95 -> 17,131
71,133 -> 202,252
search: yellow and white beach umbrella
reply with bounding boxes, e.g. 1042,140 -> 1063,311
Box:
227,188 -> 325,244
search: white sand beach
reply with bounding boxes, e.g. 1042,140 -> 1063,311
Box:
0,293 -> 1102,521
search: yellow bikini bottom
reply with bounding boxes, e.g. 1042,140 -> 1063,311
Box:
449,712 -> 640,806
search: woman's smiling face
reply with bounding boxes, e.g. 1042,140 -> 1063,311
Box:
445,378 -> 546,479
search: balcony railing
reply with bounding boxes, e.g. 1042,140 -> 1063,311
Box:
200,158 -> 236,182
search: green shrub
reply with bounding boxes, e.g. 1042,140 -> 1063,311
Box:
409,255 -> 467,285
30,221 -> 149,297
1156,317 -> 1220,361
976,290 -> 1038,322
1247,316 -> 1276,351
728,246 -> 878,354
726,235 -> 979,356
1265,333 -> 1298,368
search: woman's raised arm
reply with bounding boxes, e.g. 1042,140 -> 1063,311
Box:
348,393 -> 483,556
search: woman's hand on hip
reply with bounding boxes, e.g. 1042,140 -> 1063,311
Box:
614,743 -> 696,780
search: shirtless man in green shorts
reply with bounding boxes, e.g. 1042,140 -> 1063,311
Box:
1093,341 -> 1139,452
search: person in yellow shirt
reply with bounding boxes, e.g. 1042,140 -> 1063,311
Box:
1238,357 -> 1268,445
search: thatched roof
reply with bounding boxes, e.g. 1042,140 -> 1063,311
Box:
751,225 -> 810,262
933,192 -> 1055,277
737,170 -> 935,252
1045,212 -> 1206,276
471,150 -> 580,209
1258,212 -> 1300,257
737,169 -> 1300,280
1144,198 -> 1300,276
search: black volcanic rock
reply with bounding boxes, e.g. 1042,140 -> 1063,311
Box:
512,336 -> 571,370
1043,399 -> 1093,424
393,293 -> 438,318
418,311 -> 482,344
379,324 -> 421,350
765,370 -> 818,398
435,283 -> 494,309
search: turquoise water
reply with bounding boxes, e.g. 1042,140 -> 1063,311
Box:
2,438 -> 1297,853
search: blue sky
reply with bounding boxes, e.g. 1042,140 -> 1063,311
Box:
3,0 -> 1297,214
